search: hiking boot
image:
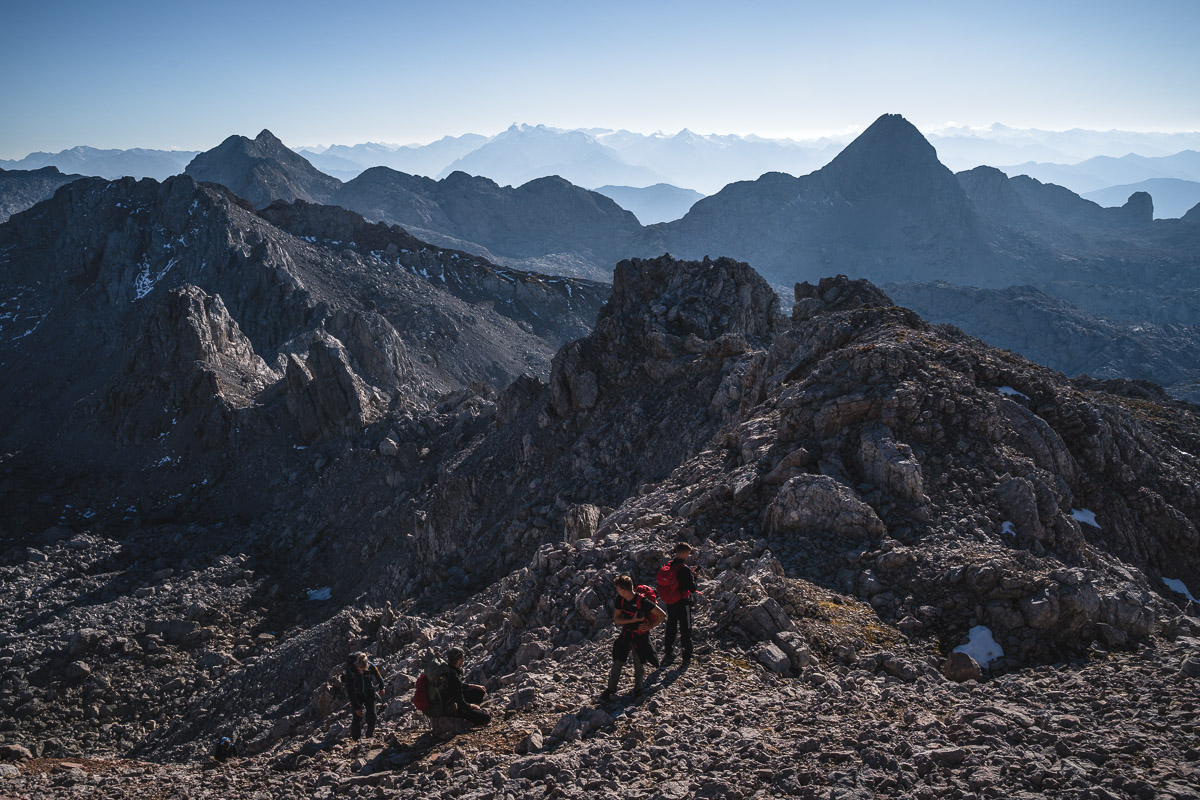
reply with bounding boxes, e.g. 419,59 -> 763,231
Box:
661,652 -> 675,667
599,689 -> 613,702
632,687 -> 643,699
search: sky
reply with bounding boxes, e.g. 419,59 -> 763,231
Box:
2,0 -> 1198,158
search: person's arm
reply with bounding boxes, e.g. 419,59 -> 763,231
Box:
344,672 -> 363,709
372,664 -> 386,695
678,563 -> 697,594
614,605 -> 644,625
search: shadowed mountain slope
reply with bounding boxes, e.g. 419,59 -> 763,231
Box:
184,130 -> 342,208
0,166 -> 85,223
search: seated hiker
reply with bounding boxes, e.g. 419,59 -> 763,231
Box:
601,575 -> 664,701
440,646 -> 491,725
344,651 -> 386,740
212,736 -> 237,763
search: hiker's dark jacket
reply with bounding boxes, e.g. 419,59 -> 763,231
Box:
443,664 -> 475,711
344,663 -> 385,710
615,594 -> 651,635
670,557 -> 696,600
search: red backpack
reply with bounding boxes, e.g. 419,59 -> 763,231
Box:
656,563 -> 683,605
635,585 -> 665,628
412,673 -> 431,713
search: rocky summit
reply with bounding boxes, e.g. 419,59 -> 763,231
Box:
1,209 -> 1199,800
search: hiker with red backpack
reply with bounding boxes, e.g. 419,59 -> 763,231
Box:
412,646 -> 491,726
658,542 -> 698,667
601,575 -> 665,701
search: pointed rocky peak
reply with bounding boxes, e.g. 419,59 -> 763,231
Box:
818,113 -> 950,199
184,128 -> 340,208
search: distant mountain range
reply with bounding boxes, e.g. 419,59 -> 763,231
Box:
593,184 -> 705,224
5,116 -> 1200,400
8,124 -> 1200,218
1083,178 -> 1200,219
0,146 -> 197,181
999,150 -> 1200,196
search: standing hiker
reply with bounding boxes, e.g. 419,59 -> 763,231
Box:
344,651 -> 386,741
601,575 -> 664,701
658,542 -> 698,667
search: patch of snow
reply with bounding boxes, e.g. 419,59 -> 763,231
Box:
1001,521 -> 1016,536
998,386 -> 1030,400
1072,508 -> 1101,528
954,625 -> 1003,667
307,587 -> 332,601
134,256 -> 179,301
1163,577 -> 1198,604
293,445 -> 307,450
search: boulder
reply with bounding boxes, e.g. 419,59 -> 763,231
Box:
65,661 -> 92,682
944,651 -> 982,683
753,642 -> 791,674
736,598 -> 796,639
0,744 -> 33,761
762,474 -> 886,539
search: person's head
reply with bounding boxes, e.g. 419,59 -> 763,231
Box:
446,646 -> 465,668
674,542 -> 693,560
355,652 -> 369,672
614,575 -> 634,600
219,737 -> 231,747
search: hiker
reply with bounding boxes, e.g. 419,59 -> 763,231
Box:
601,575 -> 664,700
344,651 -> 386,740
212,736 -> 237,763
658,541 -> 698,666
439,646 -> 491,725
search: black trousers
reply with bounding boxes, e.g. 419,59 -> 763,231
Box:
350,698 -> 376,739
662,601 -> 692,657
607,630 -> 658,694
450,684 -> 491,725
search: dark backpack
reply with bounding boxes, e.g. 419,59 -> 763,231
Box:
657,562 -> 683,605
417,658 -> 453,717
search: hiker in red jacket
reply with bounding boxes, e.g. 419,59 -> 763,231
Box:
658,542 -> 697,667
601,575 -> 663,701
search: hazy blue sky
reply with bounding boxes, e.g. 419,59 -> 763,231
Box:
2,0 -> 1197,158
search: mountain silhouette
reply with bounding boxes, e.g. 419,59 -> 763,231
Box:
184,129 -> 341,208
